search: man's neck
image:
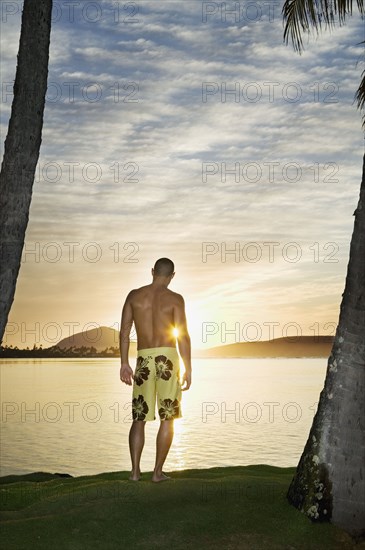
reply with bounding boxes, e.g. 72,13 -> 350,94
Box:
151,277 -> 169,288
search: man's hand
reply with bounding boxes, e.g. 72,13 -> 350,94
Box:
181,370 -> 192,391
120,363 -> 134,385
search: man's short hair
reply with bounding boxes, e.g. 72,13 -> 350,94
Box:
153,257 -> 174,277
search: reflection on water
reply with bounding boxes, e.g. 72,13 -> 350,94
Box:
0,357 -> 327,477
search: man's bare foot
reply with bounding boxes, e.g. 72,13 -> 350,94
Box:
129,471 -> 141,481
152,471 -> 171,483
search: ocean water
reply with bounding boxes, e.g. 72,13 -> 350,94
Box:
0,357 -> 327,477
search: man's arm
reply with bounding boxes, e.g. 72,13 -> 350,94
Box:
174,295 -> 192,391
119,291 -> 134,385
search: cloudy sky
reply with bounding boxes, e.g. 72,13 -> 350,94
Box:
1,0 -> 363,350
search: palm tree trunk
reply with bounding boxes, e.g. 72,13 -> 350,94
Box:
0,0 -> 53,344
287,154 -> 365,538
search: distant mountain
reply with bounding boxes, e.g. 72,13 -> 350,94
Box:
194,336 -> 334,358
55,330 -> 333,358
56,326 -> 137,355
1,330 -> 334,359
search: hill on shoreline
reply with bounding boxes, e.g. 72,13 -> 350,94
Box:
56,326 -> 121,352
0,326 -> 334,358
55,329 -> 334,357
194,335 -> 334,358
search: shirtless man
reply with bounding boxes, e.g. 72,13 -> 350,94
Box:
119,258 -> 192,482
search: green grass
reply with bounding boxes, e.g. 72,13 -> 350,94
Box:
1,465 -> 364,549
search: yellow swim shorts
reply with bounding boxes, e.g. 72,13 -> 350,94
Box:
131,347 -> 182,421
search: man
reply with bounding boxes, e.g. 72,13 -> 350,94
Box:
119,257 -> 192,482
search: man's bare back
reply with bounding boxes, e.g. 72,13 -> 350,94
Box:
125,283 -> 183,349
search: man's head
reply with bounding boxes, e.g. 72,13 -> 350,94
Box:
152,257 -> 175,283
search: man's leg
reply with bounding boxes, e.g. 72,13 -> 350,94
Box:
152,419 -> 174,482
129,419 -> 146,481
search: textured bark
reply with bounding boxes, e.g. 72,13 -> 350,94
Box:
287,155 -> 365,538
0,0 -> 52,344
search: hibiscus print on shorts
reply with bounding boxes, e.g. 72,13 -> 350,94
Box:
132,394 -> 149,420
158,398 -> 180,420
155,355 -> 173,381
134,356 -> 151,386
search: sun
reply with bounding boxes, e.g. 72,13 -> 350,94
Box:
169,301 -> 213,348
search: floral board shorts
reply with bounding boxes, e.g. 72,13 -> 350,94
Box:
132,347 -> 183,421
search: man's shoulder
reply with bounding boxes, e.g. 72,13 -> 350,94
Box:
167,289 -> 185,304
126,285 -> 149,300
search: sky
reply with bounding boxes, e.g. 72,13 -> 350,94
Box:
0,0 -> 364,350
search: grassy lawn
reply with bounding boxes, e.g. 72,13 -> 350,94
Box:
1,465 -> 364,549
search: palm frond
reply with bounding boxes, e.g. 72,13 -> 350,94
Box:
283,0 -> 364,53
354,39 -> 365,111
356,72 -> 365,110
355,70 -> 365,127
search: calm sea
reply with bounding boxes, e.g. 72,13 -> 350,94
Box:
0,357 -> 327,477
